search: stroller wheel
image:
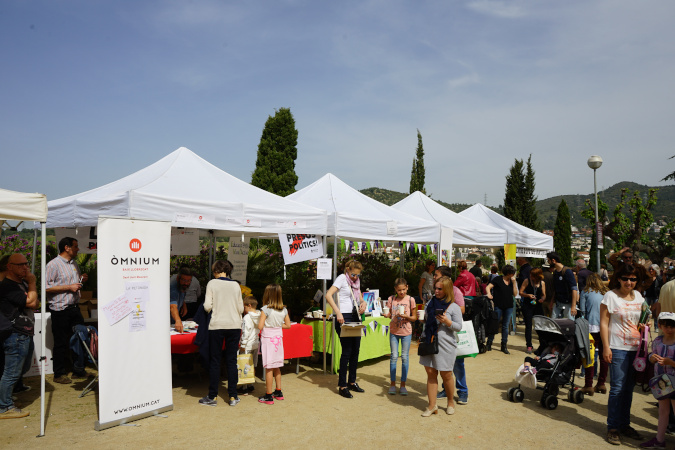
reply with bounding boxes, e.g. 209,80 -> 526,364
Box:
573,389 -> 584,404
513,388 -> 525,403
478,343 -> 487,354
544,395 -> 558,410
567,390 -> 575,403
507,387 -> 516,402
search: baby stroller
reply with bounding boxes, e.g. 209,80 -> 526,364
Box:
507,316 -> 586,410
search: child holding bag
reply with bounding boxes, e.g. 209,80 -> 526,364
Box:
640,312 -> 675,449
384,278 -> 417,395
257,284 -> 291,405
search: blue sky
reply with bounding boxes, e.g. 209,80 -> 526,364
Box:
2,0 -> 673,207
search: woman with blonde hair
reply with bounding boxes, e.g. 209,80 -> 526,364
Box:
419,276 -> 463,417
580,272 -> 610,396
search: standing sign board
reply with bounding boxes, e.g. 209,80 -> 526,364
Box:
229,237 -> 250,285
95,217 -> 172,430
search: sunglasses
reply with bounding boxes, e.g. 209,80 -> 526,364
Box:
9,262 -> 29,267
348,272 -> 360,278
619,276 -> 638,282
434,287 -> 444,290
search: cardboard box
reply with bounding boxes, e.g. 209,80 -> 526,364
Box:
79,304 -> 90,319
339,323 -> 365,337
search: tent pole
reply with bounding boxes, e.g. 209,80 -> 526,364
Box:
400,243 -> 405,277
331,234 -> 338,373
32,227 -> 38,273
322,235 -> 327,375
39,222 -> 46,437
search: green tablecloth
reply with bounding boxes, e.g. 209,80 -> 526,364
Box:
301,316 -> 392,373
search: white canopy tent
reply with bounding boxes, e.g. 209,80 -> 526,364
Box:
287,174 -> 441,244
287,174 -> 443,374
392,192 -> 507,247
0,188 -> 48,436
459,203 -> 553,255
45,147 -> 327,236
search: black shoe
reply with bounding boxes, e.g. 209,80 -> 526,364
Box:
619,425 -> 643,440
348,383 -> 365,393
339,387 -> 353,398
501,343 -> 510,355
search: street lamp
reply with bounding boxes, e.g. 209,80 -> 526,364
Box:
587,155 -> 603,274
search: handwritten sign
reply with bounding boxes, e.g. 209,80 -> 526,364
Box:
101,294 -> 133,326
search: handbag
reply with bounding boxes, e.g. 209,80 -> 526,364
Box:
649,344 -> 675,400
418,334 -> 439,356
633,324 -> 650,372
237,352 -> 255,385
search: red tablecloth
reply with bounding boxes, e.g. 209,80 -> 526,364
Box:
170,323 -> 313,358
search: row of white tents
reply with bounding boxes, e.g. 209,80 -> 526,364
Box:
43,147 -> 553,252
2,147 -> 553,436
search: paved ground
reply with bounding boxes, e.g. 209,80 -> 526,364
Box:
0,324 -> 662,449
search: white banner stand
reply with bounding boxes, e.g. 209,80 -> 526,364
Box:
95,216 -> 172,431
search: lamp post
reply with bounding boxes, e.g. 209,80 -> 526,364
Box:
587,155 -> 603,274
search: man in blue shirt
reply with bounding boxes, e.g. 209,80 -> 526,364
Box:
546,252 -> 579,320
170,267 -> 194,333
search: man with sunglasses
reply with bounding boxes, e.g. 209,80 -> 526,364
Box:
608,247 -> 634,271
0,253 -> 37,419
45,237 -> 88,384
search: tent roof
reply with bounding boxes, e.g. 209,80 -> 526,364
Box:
0,188 -> 47,222
287,174 -> 440,243
45,147 -> 327,236
459,203 -> 553,250
392,192 -> 507,247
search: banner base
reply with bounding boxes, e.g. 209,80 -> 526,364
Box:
95,405 -> 173,431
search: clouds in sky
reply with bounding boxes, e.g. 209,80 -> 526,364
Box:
1,0 -> 673,207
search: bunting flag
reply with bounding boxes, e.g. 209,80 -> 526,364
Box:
384,325 -> 389,335
373,320 -> 378,329
434,243 -> 438,252
369,241 -> 374,251
361,327 -> 366,337
362,242 -> 367,251
340,239 -> 345,251
398,241 -> 403,248
347,240 -> 353,251
369,321 -> 376,332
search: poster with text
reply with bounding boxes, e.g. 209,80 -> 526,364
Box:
95,217 -> 172,430
229,237 -> 250,285
440,227 -> 453,267
170,228 -> 200,256
278,233 -> 323,265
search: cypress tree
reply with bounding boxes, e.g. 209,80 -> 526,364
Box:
522,155 -> 541,231
554,199 -> 573,266
409,129 -> 426,194
251,107 -> 298,196
503,159 -> 524,224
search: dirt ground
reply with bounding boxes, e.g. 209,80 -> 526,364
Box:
0,323 -> 663,449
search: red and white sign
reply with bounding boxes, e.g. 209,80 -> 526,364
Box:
278,233 -> 323,265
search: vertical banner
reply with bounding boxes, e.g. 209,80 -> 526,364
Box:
504,244 -> 517,268
95,217 -> 172,430
229,237 -> 250,285
440,227 -> 453,266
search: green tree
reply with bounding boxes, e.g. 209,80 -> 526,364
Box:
586,188 -> 675,266
409,129 -> 426,194
503,159 -> 524,224
554,199 -> 573,266
522,155 -> 541,231
251,107 -> 299,196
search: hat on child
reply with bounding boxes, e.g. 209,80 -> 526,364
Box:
658,312 -> 675,322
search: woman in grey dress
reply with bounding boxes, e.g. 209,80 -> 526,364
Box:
419,276 -> 463,416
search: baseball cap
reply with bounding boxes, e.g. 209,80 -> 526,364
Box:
658,312 -> 675,322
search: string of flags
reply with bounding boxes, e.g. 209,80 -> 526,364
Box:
338,240 -> 439,254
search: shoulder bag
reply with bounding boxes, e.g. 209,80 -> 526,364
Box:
633,325 -> 650,372
649,343 -> 675,400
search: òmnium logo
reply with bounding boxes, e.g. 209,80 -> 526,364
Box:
129,238 -> 142,252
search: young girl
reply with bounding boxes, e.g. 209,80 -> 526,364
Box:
257,284 -> 291,405
384,278 -> 417,395
640,312 -> 675,448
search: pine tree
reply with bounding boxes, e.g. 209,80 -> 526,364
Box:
522,155 -> 541,231
251,107 -> 298,196
503,159 -> 524,224
409,129 -> 426,194
554,199 -> 573,266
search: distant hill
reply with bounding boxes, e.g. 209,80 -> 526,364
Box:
360,182 -> 675,229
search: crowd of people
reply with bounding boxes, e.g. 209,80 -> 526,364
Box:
3,238 -> 675,448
